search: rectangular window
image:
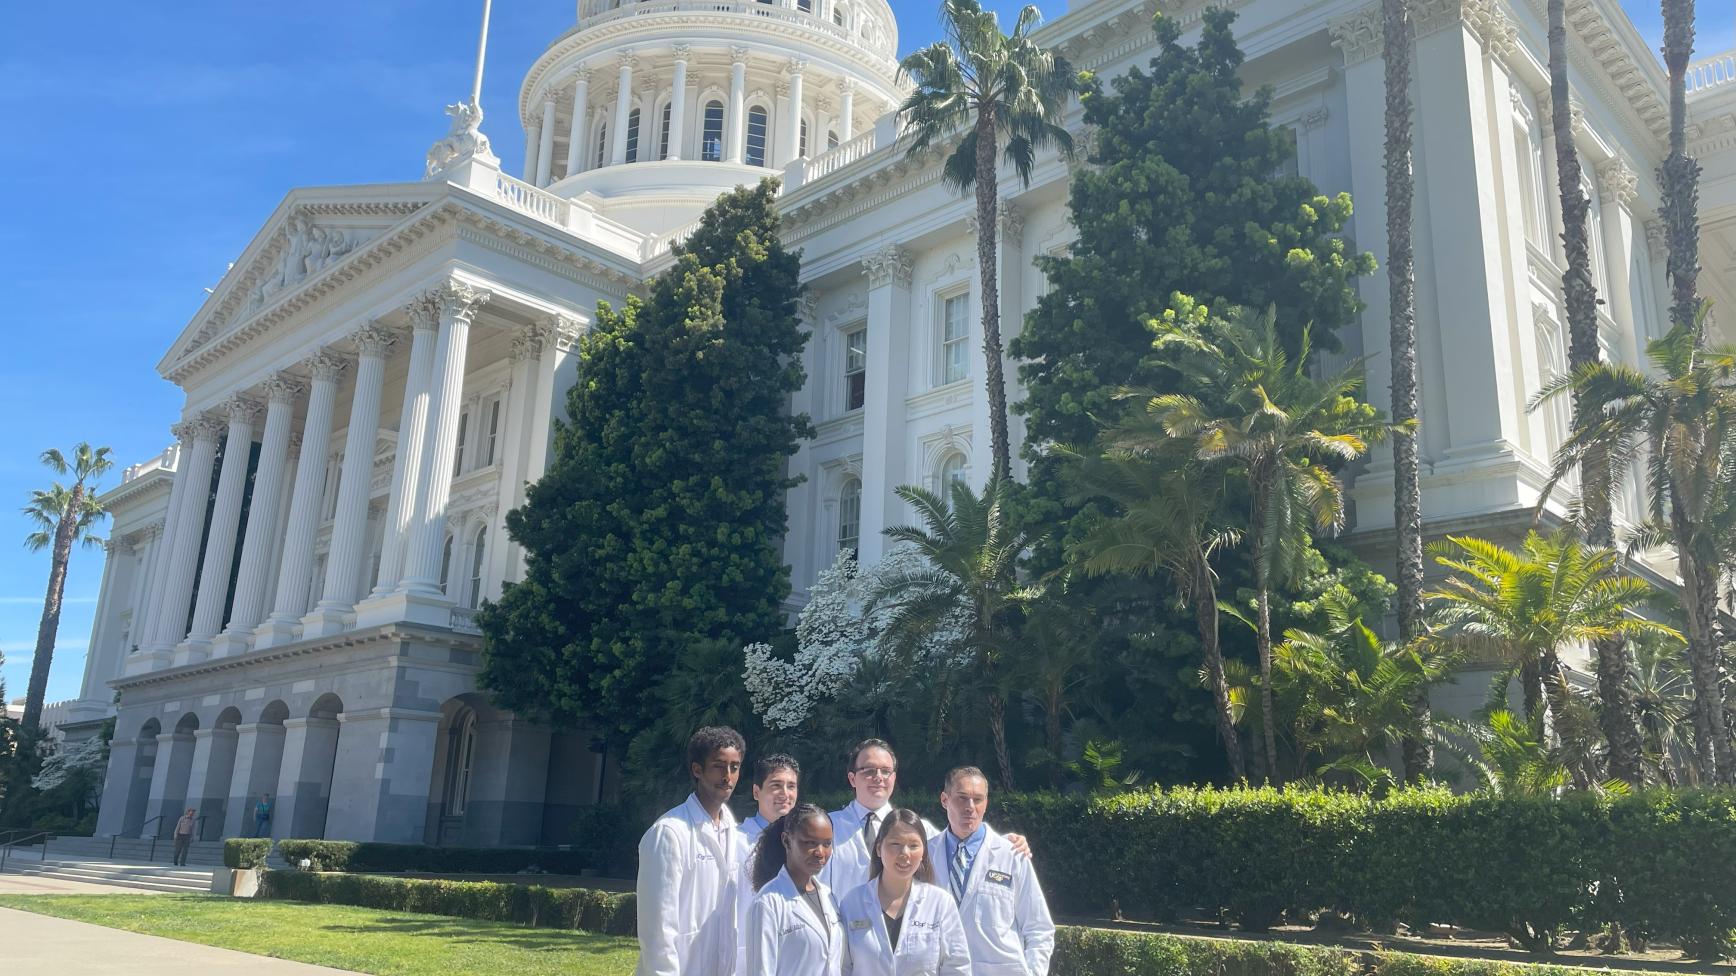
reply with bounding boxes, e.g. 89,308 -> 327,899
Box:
838,480 -> 861,557
483,398 -> 502,467
625,108 -> 641,163
702,102 -> 725,161
453,411 -> 469,478
844,327 -> 867,411
941,293 -> 970,385
746,107 -> 769,167
659,103 -> 672,161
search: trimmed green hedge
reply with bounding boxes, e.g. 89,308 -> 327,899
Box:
223,838 -> 272,870
259,870 -> 635,935
273,839 -> 591,876
1052,928 -> 1357,976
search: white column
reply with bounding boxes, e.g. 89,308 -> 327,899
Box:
78,539 -> 125,702
255,353 -> 346,649
782,59 -> 806,163
727,50 -> 748,163
535,95 -> 558,186
398,281 -> 491,611
668,47 -> 690,161
838,78 -> 855,141
514,317 -> 575,577
1596,158 -> 1640,362
486,325 -> 547,592
522,124 -> 541,182
179,397 -> 261,663
133,427 -> 192,657
611,52 -> 637,165
213,375 -> 302,656
259,437 -> 300,617
564,67 -> 592,176
364,303 -> 439,606
117,526 -> 158,672
303,326 -> 394,638
142,417 -> 222,663
857,246 -> 913,564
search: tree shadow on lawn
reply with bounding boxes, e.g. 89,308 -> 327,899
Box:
317,913 -> 632,957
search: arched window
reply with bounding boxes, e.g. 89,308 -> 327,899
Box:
595,120 -> 608,168
658,103 -> 672,160
702,101 -> 724,161
798,0 -> 811,11
450,713 -> 478,816
800,119 -> 809,157
439,534 -> 455,594
625,108 -> 641,163
746,106 -> 769,167
939,453 -> 969,494
468,526 -> 487,609
828,129 -> 840,151
838,478 -> 861,557
833,4 -> 845,24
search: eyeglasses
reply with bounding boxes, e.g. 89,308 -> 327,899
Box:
853,766 -> 896,779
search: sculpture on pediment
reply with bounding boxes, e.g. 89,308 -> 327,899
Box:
426,100 -> 497,179
245,215 -> 365,314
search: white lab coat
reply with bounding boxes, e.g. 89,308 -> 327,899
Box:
734,814 -> 773,976
746,867 -> 844,976
927,826 -> 1055,976
822,801 -> 938,896
635,794 -> 744,976
839,879 -> 972,976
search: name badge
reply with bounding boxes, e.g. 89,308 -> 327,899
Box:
850,919 -> 872,931
985,870 -> 1013,887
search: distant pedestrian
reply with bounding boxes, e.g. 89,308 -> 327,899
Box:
253,793 -> 273,838
173,807 -> 197,866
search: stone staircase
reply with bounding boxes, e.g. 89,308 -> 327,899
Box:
0,835 -> 288,893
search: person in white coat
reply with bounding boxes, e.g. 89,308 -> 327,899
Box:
929,767 -> 1055,976
636,726 -> 747,976
746,802 -> 844,976
735,754 -> 801,976
840,807 -> 971,976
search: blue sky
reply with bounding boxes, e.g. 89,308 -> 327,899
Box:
0,0 -> 1729,708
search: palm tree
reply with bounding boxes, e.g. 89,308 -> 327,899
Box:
872,477 -> 1036,789
1658,0 -> 1700,340
21,444 -> 112,733
1064,438 -> 1246,780
1149,304 -> 1393,777
1423,530 -> 1681,787
1542,321 -> 1736,782
1628,631 -> 1696,786
1380,0 -> 1432,789
899,0 -> 1079,482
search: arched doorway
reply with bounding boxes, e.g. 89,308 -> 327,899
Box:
428,696 -> 488,845
276,694 -> 343,839
120,718 -> 160,837
148,713 -> 200,837
187,707 -> 242,839
223,700 -> 289,839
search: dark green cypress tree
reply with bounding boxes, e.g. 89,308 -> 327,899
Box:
477,180 -> 811,743
1010,8 -> 1374,450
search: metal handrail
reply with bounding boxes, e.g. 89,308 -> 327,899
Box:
0,831 -> 52,873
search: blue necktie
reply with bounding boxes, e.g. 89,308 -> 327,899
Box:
950,839 -> 969,903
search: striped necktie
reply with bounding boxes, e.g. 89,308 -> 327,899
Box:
950,838 -> 969,903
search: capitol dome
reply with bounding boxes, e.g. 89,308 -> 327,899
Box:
514,0 -> 908,234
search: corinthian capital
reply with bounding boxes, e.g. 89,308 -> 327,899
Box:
862,245 -> 914,288
305,351 -> 349,383
421,280 -> 493,326
351,323 -> 398,358
265,372 -> 304,405
617,50 -> 638,71
223,395 -> 263,426
1596,157 -> 1638,209
170,420 -> 198,443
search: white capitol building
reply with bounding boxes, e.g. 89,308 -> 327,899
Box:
62,0 -> 1736,844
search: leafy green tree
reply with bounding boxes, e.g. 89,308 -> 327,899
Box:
899,0 -> 1079,480
1148,302 -> 1392,778
872,479 -> 1037,789
1011,8 -> 1372,454
477,181 -> 811,747
22,444 -> 111,733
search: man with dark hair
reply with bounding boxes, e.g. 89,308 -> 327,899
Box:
735,752 -> 801,976
930,765 -> 1054,975
637,726 -> 747,976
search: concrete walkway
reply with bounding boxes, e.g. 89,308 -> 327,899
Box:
0,907 -> 365,975
0,874 -> 164,895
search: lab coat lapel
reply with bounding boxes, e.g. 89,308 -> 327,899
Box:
958,826 -> 995,906
685,795 -> 738,885
788,875 -> 834,947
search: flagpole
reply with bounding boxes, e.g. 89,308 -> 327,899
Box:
471,0 -> 494,108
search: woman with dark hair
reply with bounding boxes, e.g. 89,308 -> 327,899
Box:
746,802 -> 843,975
839,809 -> 970,975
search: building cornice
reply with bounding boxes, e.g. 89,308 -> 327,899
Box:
109,621 -> 480,692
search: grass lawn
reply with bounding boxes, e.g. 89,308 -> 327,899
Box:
0,895 -> 638,976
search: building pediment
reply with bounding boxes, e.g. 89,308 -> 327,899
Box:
158,186 -> 439,378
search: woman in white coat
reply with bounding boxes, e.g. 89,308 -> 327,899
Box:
746,803 -> 843,976
840,808 -> 971,976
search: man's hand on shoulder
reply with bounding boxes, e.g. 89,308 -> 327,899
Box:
1006,832 -> 1032,859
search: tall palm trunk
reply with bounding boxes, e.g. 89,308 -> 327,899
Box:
974,108 -> 1013,482
1672,490 -> 1729,781
1249,476 -> 1280,779
1383,0 -> 1433,782
987,688 -> 1017,791
1658,0 -> 1701,339
1547,0 -> 1644,785
1192,568 -> 1247,781
1541,650 -> 1595,789
23,482 -> 85,732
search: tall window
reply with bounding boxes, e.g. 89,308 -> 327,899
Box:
844,327 -> 867,411
939,452 -> 968,492
838,479 -> 861,557
800,119 -> 809,157
798,0 -> 811,10
702,101 -> 724,161
941,293 -> 970,384
658,103 -> 672,160
828,129 -> 840,151
468,526 -> 487,609
482,398 -> 501,467
453,410 -> 469,477
450,713 -> 477,816
625,108 -> 641,163
595,120 -> 608,168
746,107 -> 769,167
833,5 -> 844,24
439,534 -> 455,593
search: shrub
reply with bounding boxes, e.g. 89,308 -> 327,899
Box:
259,870 -> 635,936
276,839 -> 357,872
1052,928 -> 1358,976
223,838 -> 272,870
